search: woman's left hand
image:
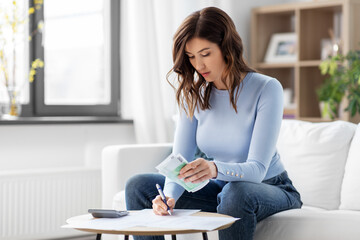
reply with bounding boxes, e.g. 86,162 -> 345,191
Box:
178,158 -> 218,183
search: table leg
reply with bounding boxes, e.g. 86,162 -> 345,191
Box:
202,232 -> 208,240
96,233 -> 101,240
171,235 -> 177,240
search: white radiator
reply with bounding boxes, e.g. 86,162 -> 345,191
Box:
0,168 -> 101,240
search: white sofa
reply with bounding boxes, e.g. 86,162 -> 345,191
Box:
102,119 -> 360,240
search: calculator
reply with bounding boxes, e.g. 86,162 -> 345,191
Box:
88,209 -> 129,218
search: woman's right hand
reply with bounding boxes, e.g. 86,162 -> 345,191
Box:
152,195 -> 175,215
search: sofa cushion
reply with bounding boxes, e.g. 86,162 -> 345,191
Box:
340,123 -> 360,210
277,120 -> 356,210
254,206 -> 360,240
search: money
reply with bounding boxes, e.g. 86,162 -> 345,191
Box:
156,153 -> 209,192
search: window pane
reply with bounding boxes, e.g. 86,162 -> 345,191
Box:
0,0 -> 29,105
43,0 -> 110,105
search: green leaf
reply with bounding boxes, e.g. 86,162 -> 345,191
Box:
346,99 -> 354,112
351,102 -> 357,117
329,61 -> 338,76
319,50 -> 360,117
319,60 -> 330,75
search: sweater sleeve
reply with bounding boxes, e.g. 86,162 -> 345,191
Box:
163,107 -> 198,202
213,78 -> 284,183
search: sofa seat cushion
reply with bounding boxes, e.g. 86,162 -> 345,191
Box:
254,206 -> 360,240
277,120 -> 356,209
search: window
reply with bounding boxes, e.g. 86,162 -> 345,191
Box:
22,0 -> 120,117
43,0 -> 110,106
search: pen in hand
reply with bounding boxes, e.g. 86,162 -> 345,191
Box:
156,183 -> 172,215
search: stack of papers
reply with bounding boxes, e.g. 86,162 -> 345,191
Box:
62,209 -> 239,231
156,153 -> 209,192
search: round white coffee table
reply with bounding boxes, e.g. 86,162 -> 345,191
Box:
67,211 -> 236,240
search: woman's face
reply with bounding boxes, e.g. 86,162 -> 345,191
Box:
185,37 -> 227,90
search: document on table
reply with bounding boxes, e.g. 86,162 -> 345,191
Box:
156,153 -> 209,192
62,209 -> 239,231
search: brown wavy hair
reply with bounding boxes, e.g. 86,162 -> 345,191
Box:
167,7 -> 255,118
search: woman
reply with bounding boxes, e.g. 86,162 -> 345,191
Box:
126,6 -> 302,240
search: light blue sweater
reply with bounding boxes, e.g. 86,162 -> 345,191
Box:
164,72 -> 285,201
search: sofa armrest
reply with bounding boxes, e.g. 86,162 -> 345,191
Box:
101,143 -> 172,208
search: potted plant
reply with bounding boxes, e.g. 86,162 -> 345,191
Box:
0,0 -> 43,118
317,50 -> 360,120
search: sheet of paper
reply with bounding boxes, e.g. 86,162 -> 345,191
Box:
62,209 -> 239,231
139,209 -> 238,231
156,153 -> 209,192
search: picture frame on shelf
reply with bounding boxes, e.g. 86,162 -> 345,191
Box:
264,33 -> 297,63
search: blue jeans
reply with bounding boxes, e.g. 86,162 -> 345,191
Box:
125,171 -> 302,240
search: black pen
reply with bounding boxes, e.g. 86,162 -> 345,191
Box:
156,183 -> 172,215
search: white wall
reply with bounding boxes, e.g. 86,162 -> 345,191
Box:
0,123 -> 136,171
